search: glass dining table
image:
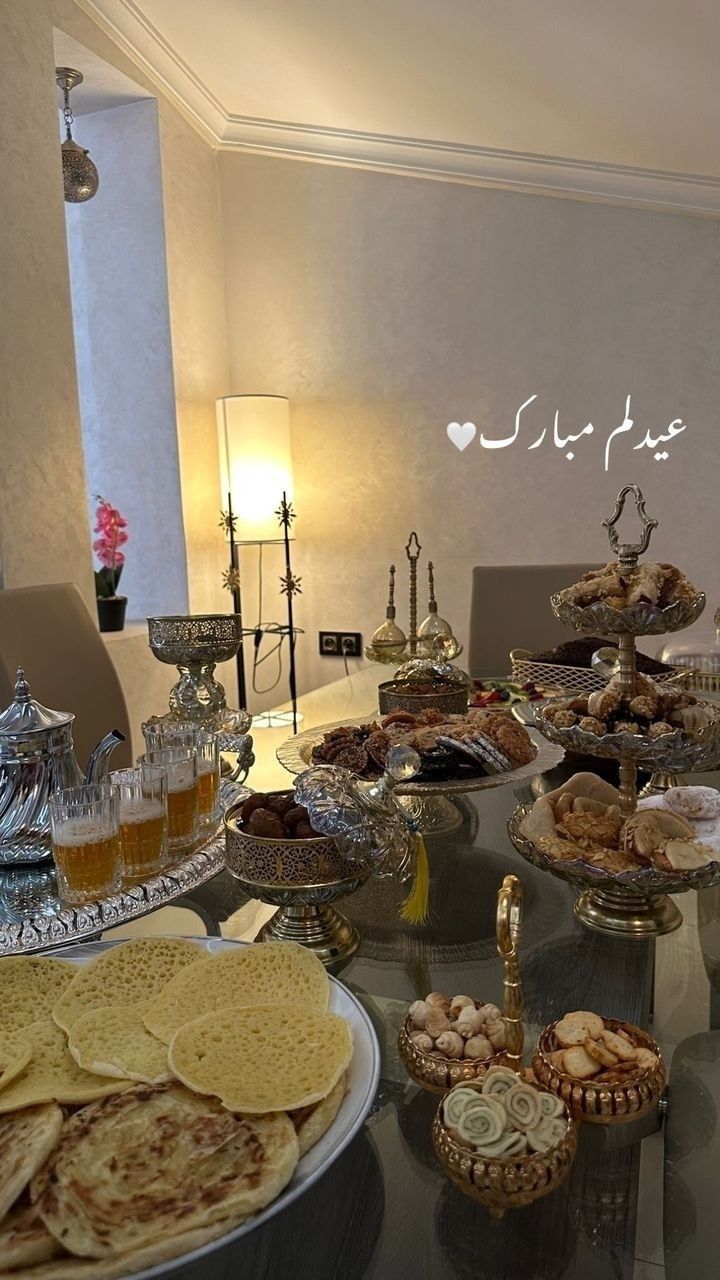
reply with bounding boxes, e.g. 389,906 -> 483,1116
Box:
156,749 -> 720,1280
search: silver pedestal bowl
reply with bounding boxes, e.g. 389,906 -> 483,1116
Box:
147,614 -> 253,778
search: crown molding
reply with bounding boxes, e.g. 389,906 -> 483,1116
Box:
77,0 -> 720,216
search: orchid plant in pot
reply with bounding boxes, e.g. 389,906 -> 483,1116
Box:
93,496 -> 129,632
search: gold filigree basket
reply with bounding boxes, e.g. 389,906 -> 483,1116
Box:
398,874 -> 524,1093
432,1078 -> 577,1218
532,1017 -> 666,1124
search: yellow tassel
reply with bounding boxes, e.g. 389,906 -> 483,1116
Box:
399,833 -> 430,925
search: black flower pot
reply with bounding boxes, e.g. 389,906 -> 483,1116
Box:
97,595 -> 127,633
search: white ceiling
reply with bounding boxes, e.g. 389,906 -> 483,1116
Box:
76,0 -> 720,213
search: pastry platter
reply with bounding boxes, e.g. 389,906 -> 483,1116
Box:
0,935 -> 380,1280
277,719 -> 564,834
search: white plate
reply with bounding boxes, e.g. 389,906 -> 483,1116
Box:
47,936 -> 381,1279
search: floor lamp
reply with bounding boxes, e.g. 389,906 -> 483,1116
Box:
216,395 -> 303,730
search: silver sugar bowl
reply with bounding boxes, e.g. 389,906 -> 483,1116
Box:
0,668 -> 125,866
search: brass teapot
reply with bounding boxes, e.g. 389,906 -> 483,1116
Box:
0,668 -> 125,866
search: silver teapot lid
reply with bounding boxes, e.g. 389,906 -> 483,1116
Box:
0,668 -> 74,738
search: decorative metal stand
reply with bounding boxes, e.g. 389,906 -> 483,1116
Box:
365,533 -> 461,664
516,484 -> 720,938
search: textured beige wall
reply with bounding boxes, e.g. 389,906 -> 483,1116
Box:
0,0 -> 94,608
1,0 -> 235,729
218,152 -> 720,694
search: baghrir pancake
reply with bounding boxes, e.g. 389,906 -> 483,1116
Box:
0,958 -> 77,1035
0,1030 -> 32,1092
32,1083 -> 299,1259
0,1104 -> 63,1220
144,940 -> 330,1043
289,1075 -> 346,1157
169,1005 -> 353,1112
0,1021 -> 129,1114
67,1003 -> 170,1084
52,938 -> 202,1033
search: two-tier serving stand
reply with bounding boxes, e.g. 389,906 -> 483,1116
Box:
509,485 -> 720,938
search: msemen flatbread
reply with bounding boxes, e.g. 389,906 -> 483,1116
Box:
0,1020 -> 129,1113
144,941 -> 329,1044
0,1215 -> 246,1280
0,1030 -> 32,1092
0,1200 -> 60,1271
289,1075 -> 346,1156
33,1083 -> 298,1259
169,1005 -> 353,1112
68,1004 -> 170,1084
0,1103 -> 62,1219
0,958 -> 77,1034
52,938 -> 202,1033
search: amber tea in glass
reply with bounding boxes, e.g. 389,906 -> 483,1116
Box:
110,765 -> 168,885
49,783 -> 122,905
139,747 -> 199,856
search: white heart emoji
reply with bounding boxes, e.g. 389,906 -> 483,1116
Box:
446,421 -> 476,452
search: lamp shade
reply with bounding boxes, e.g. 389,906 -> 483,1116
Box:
216,395 -> 293,543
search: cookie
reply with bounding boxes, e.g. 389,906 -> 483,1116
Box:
599,1028 -> 638,1062
665,786 -> 720,822
583,1037 -> 618,1068
562,1045 -> 600,1080
554,1011 -> 605,1047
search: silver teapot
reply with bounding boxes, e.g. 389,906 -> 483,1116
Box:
0,668 -> 125,866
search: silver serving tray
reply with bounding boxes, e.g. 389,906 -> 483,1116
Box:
276,719 -> 564,796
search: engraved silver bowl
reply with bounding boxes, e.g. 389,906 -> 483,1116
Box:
508,801 -> 720,937
550,590 -> 706,637
534,698 -> 720,770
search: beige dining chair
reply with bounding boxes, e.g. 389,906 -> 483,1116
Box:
467,564 -> 604,677
0,583 -> 132,770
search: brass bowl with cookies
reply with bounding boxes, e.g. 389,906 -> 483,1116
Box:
432,1071 -> 578,1218
398,994 -> 511,1094
532,1011 -> 666,1124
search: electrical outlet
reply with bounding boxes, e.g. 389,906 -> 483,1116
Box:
318,631 -> 362,657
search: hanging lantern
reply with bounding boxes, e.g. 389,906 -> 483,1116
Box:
56,67 -> 99,204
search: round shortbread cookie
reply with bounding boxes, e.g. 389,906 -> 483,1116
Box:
666,786 -> 720,822
554,1011 -> 605,1047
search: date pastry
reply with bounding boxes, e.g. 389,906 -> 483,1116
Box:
587,688 -> 621,719
578,716 -> 606,735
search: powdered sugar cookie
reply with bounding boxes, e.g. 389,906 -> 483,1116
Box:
665,786 -> 720,822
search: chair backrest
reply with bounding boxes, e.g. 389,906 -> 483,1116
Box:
0,583 -> 132,770
468,564 -> 604,677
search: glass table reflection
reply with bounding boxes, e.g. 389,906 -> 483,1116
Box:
129,755 -> 720,1280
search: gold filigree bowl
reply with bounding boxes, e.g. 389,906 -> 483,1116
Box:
398,1008 -> 509,1094
532,1017 -> 666,1124
378,681 -> 468,717
432,1078 -> 577,1217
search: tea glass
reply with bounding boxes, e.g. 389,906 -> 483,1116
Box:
196,734 -> 221,834
49,782 -> 122,905
109,765 -> 169,885
138,747 -> 199,857
141,719 -> 199,753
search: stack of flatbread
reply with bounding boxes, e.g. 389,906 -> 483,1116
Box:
0,938 -> 353,1279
